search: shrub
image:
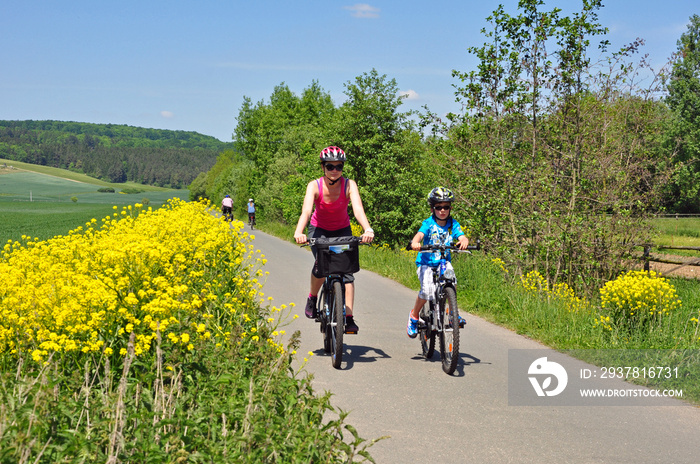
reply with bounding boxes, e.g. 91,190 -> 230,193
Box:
599,270 -> 682,331
70,196 -> 78,202
120,187 -> 144,194
519,270 -> 588,313
98,187 -> 116,193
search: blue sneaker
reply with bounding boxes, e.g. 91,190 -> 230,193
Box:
407,313 -> 419,339
447,314 -> 467,329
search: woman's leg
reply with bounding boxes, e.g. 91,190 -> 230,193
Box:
344,282 -> 354,316
310,274 -> 324,297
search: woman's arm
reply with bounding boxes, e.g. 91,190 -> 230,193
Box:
294,181 -> 318,244
347,179 -> 374,243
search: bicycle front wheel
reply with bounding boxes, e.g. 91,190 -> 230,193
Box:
330,280 -> 344,369
418,304 -> 435,359
320,287 -> 331,352
439,286 -> 460,375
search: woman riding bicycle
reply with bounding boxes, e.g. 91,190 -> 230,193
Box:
221,194 -> 233,220
407,186 -> 469,338
294,146 -> 374,334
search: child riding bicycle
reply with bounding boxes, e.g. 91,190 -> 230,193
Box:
407,186 -> 469,338
293,146 -> 374,334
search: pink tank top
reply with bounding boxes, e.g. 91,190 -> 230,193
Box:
310,177 -> 351,230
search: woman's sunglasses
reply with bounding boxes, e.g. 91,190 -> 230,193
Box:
324,163 -> 344,172
433,205 -> 451,211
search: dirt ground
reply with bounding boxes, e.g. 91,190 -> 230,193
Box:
647,254 -> 700,280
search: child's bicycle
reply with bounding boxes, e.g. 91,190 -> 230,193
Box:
410,240 -> 479,375
303,236 -> 363,369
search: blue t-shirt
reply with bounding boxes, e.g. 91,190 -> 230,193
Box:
415,216 -> 465,267
247,203 -> 256,213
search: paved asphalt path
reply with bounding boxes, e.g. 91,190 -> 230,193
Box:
250,229 -> 700,463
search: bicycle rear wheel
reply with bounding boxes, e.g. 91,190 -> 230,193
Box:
330,280 -> 344,369
439,286 -> 460,375
419,304 -> 435,359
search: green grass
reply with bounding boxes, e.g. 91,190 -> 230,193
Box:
649,217 -> 700,256
651,217 -> 700,240
0,163 -> 189,244
0,202 -> 117,244
1,158 -> 176,191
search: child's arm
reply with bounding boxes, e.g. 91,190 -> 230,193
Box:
456,234 -> 470,250
410,232 -> 425,251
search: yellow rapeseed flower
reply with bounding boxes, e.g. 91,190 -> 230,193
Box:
0,199 -> 264,364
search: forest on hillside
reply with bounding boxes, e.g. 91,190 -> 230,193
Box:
193,1 -> 700,295
0,120 -> 232,187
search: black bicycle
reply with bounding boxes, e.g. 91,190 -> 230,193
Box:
304,236 -> 362,369
222,207 -> 233,222
248,212 -> 256,229
412,241 -> 479,375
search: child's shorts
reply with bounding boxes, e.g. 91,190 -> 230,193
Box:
417,262 -> 456,301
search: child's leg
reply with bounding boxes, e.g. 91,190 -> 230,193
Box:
411,296 -> 426,320
411,265 -> 434,319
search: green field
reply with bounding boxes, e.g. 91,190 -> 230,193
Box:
651,217 -> 700,246
0,162 -> 189,244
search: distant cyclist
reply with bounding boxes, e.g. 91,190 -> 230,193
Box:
221,194 -> 233,220
293,146 -> 374,334
247,198 -> 256,226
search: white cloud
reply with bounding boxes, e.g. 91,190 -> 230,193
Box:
344,4 -> 380,19
399,89 -> 420,101
160,111 -> 174,119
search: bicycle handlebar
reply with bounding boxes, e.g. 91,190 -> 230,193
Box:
404,239 -> 481,252
300,236 -> 369,247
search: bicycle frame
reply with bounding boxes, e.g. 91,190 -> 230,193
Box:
421,248 -> 457,334
319,275 -> 346,319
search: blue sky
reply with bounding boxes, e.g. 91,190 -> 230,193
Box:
1,1 -> 697,141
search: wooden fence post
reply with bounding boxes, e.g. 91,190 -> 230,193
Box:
643,245 -> 650,272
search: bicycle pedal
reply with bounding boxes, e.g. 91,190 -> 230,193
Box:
459,321 -> 466,328
344,329 -> 358,334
